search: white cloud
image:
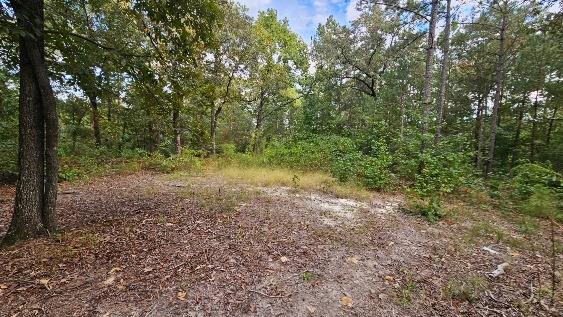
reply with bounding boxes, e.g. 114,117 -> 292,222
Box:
346,0 -> 361,22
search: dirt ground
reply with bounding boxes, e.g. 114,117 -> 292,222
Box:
0,172 -> 561,316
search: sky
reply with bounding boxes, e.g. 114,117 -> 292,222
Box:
235,0 -> 361,42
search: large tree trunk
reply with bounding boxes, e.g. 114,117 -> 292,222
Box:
434,0 -> 452,144
485,8 -> 507,176
86,93 -> 102,147
420,0 -> 439,150
3,0 -> 58,244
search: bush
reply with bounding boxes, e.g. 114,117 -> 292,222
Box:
521,185 -> 562,222
510,163 -> 562,199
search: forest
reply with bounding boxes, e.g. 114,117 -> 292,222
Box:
0,0 -> 561,316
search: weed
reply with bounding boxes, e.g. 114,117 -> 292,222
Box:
301,271 -> 318,282
443,275 -> 488,302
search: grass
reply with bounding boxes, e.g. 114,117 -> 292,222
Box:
443,275 -> 488,302
205,164 -> 371,201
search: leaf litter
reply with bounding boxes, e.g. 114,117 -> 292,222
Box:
0,173 -> 560,316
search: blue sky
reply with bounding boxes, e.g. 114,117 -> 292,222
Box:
235,0 -> 360,42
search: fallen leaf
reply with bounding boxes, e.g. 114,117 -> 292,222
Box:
346,256 -> 359,264
108,267 -> 122,274
177,290 -> 187,301
143,267 -> 153,273
339,296 -> 353,307
280,256 -> 289,263
103,275 -> 115,285
37,278 -> 50,290
306,305 -> 316,313
384,275 -> 394,281
0,283 -> 8,289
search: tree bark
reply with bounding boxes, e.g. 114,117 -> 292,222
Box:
210,104 -> 222,155
530,93 -> 539,162
3,0 -> 58,244
420,0 -> 439,150
252,89 -> 266,154
485,6 -> 507,176
172,105 -> 181,154
510,95 -> 526,168
86,92 -> 102,147
474,95 -> 486,168
434,0 -> 452,144
546,105 -> 558,145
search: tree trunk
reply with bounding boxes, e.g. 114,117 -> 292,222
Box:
172,105 -> 181,154
252,90 -> 266,154
420,0 -> 439,150
530,94 -> 539,162
546,105 -> 558,145
210,104 -> 222,155
474,95 -> 486,168
510,96 -> 526,168
87,93 -> 102,147
434,0 -> 452,144
3,0 -> 58,244
485,8 -> 507,176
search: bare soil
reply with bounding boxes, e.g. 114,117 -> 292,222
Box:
0,172 -> 561,316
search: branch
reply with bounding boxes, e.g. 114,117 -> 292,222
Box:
372,1 -> 429,22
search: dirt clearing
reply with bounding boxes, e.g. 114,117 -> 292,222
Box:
0,173 -> 560,316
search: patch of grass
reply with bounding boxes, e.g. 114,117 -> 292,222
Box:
443,275 -> 488,303
466,221 -> 506,243
208,165 -> 371,200
301,271 -> 318,282
465,221 -> 527,249
395,270 -> 417,305
157,214 -> 167,224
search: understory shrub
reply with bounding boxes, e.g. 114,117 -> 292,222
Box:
510,162 -> 562,199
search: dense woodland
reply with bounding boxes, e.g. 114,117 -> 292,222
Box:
0,0 -> 562,238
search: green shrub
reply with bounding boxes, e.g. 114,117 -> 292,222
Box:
510,163 -> 562,199
522,185 -> 562,222
330,152 -> 362,182
356,154 -> 392,190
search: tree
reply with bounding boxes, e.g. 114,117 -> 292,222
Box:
420,0 -> 438,151
434,0 -> 452,143
3,0 -> 59,244
242,9 -> 308,153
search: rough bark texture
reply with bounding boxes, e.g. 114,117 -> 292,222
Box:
474,95 -> 486,168
434,0 -> 451,144
530,95 -> 539,162
546,105 -> 558,145
87,92 -> 102,147
485,7 -> 507,176
210,105 -> 222,155
252,90 -> 266,154
172,105 -> 181,154
510,104 -> 524,168
420,0 -> 439,146
3,0 -> 58,244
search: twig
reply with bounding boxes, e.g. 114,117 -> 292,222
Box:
247,289 -> 293,298
480,305 -> 507,317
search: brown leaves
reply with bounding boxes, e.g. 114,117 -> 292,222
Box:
346,256 -> 359,264
339,295 -> 353,307
176,290 -> 187,301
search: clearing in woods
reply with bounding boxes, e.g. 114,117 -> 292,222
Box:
0,172 -> 560,316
